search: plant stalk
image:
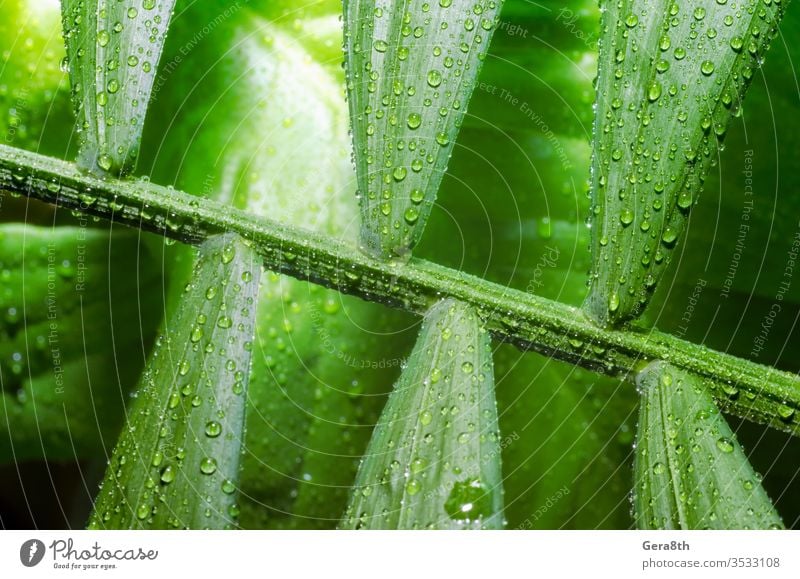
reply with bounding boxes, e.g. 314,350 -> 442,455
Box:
2,143 -> 799,436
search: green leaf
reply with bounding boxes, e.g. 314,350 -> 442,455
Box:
88,233 -> 261,529
634,361 -> 783,529
146,6 -> 354,238
342,299 -> 503,529
647,4 -> 800,367
0,225 -> 162,463
145,4 -> 417,528
4,0 -> 798,531
417,0 -> 637,529
344,0 -> 505,260
496,348 -> 637,529
584,0 -> 789,327
60,0 -> 176,175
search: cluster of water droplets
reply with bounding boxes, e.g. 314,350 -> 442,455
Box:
60,0 -> 176,175
585,0 -> 786,326
88,234 -> 260,529
342,298 -> 504,529
344,0 -> 503,260
633,361 -> 783,529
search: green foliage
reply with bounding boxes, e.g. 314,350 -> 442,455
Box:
585,0 -> 788,327
635,361 -> 783,529
88,234 -> 261,529
144,2 -> 416,529
419,0 -> 636,529
1,0 -> 799,532
650,2 -> 800,364
60,0 -> 176,175
342,299 -> 503,529
344,0 -> 504,260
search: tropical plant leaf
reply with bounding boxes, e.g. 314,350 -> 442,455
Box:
60,0 -> 176,175
2,0 -> 799,533
145,5 -> 354,239
648,2 -> 800,370
416,0 -> 638,529
634,361 -> 783,529
342,299 -> 503,529
344,0 -> 505,260
0,225 -> 161,463
495,348 -> 637,529
237,282 -> 413,529
142,3 -> 417,529
584,0 -> 789,327
88,233 -> 261,529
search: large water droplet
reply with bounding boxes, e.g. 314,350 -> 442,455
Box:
444,479 -> 491,521
200,457 -> 218,475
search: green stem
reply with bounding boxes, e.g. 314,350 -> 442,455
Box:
2,143 -> 799,435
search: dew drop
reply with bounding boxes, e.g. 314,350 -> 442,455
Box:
716,437 -> 735,453
661,227 -> 678,246
160,465 -> 175,484
619,209 -> 634,226
221,243 -> 236,263
406,479 -> 421,495
404,207 -> 419,224
205,421 -> 222,438
647,82 -> 662,102
136,504 -> 150,520
444,479 -> 491,521
98,154 -> 113,172
200,457 -> 218,475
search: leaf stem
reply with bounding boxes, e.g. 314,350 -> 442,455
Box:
2,143 -> 799,435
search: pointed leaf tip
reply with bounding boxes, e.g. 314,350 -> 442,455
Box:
342,299 -> 504,529
344,0 -> 505,261
584,0 -> 788,326
634,361 -> 783,530
88,233 -> 261,529
61,0 -> 176,176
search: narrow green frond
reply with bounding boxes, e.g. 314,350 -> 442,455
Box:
585,0 -> 789,326
342,298 -> 503,529
344,0 -> 504,260
88,233 -> 261,529
60,0 -> 176,175
635,361 -> 783,529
